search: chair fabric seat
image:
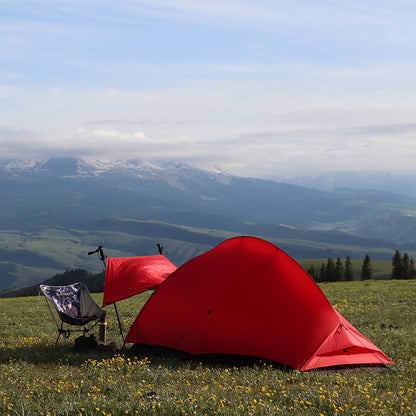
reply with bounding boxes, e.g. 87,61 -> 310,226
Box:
40,282 -> 106,343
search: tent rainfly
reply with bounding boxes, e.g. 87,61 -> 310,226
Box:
112,236 -> 393,371
102,255 -> 177,307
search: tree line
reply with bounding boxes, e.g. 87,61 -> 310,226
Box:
0,268 -> 105,298
2,250 -> 415,299
307,250 -> 416,282
391,250 -> 416,280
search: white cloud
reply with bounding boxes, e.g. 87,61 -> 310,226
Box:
1,1 -> 416,177
1,59 -> 416,175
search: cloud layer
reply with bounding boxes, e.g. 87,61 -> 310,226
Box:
1,1 -> 415,177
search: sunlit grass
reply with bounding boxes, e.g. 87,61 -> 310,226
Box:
0,280 -> 415,415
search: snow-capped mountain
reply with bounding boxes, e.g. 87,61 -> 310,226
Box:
0,157 -> 200,178
0,157 -> 414,244
0,158 -> 232,191
2,158 -> 414,199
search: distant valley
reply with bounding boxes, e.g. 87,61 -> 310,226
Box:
0,157 -> 415,291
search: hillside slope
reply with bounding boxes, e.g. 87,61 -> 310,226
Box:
1,157 -> 414,242
0,157 -> 414,290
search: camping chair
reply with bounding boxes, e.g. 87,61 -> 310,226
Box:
40,282 -> 107,344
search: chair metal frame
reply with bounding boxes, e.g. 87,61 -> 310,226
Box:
40,282 -> 106,344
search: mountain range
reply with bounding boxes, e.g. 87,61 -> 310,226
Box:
276,171 -> 416,199
0,157 -> 415,291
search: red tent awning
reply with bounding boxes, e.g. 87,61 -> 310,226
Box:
102,255 -> 177,306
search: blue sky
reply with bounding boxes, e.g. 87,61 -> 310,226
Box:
1,0 -> 415,177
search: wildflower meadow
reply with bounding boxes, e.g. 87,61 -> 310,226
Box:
0,280 -> 415,415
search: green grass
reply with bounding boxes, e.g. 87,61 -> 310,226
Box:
1,280 -> 415,415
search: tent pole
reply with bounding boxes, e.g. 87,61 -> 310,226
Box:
113,302 -> 126,347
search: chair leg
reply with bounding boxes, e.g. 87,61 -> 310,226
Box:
42,293 -> 66,344
56,323 -> 68,345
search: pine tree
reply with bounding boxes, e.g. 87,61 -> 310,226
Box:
307,265 -> 317,281
319,263 -> 327,282
361,254 -> 373,280
335,257 -> 344,281
402,252 -> 410,280
410,258 -> 416,279
326,258 -> 337,282
344,256 -> 354,281
391,250 -> 403,279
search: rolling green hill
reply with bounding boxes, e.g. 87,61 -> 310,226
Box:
0,158 -> 414,291
1,219 -> 413,292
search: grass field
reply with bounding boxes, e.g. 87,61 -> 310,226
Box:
0,280 -> 415,415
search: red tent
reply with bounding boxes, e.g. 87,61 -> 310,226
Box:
102,255 -> 177,307
125,236 -> 393,371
